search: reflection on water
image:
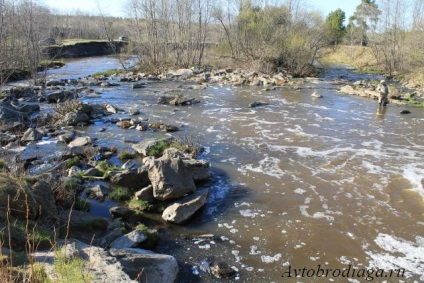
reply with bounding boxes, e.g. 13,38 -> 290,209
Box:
49,59 -> 424,281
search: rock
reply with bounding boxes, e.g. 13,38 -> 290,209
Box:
106,104 -> 125,114
59,210 -> 108,229
170,95 -> 197,106
21,127 -> 43,142
45,90 -> 77,103
121,159 -> 141,170
46,80 -> 65,87
0,102 -> 27,122
14,103 -> 40,113
157,96 -> 174,104
162,189 -> 209,223
109,206 -> 133,219
400,109 -> 411,114
58,131 -> 75,143
99,228 -> 124,247
160,124 -> 179,132
211,261 -> 236,278
88,184 -> 110,199
132,83 -> 147,89
31,181 -> 58,224
68,136 -> 92,148
128,108 -> 140,115
110,230 -> 147,249
182,158 -> 210,182
249,101 -> 269,108
68,166 -> 82,177
311,91 -> 323,98
135,185 -> 154,202
132,138 -> 172,156
32,239 -> 136,282
109,248 -> 178,283
84,167 -> 102,177
110,168 -> 150,190
64,112 -> 90,126
0,132 -> 17,145
146,148 -> 197,201
135,124 -> 148,131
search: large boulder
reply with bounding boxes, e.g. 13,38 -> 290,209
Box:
68,136 -> 92,148
145,148 -> 196,201
0,173 -> 38,220
32,239 -> 136,282
109,248 -> 178,283
110,168 -> 150,189
21,127 -> 43,142
45,90 -> 77,103
0,102 -> 27,122
109,230 -> 147,249
31,181 -> 58,224
182,158 -> 210,182
64,112 -> 90,126
161,189 -> 209,223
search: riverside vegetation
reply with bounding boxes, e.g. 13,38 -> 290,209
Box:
1,0 -> 424,282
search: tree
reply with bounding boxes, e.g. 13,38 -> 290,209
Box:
350,0 -> 380,46
324,9 -> 346,46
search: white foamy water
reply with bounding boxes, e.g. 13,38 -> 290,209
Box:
368,233 -> 424,280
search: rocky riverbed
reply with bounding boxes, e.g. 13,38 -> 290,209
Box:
1,59 -> 424,282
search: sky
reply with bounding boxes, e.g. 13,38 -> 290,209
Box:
42,0 -> 359,21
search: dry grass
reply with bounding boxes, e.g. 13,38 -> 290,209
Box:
317,45 -> 383,73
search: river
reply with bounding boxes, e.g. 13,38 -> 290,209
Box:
47,57 -> 424,282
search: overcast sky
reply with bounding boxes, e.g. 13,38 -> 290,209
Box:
42,0 -> 359,21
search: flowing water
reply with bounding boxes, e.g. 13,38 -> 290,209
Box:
48,57 -> 424,282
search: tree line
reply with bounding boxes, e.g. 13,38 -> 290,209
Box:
1,0 -> 424,85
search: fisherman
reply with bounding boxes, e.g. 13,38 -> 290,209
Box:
377,79 -> 389,107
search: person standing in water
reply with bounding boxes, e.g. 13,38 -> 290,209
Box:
377,79 -> 389,107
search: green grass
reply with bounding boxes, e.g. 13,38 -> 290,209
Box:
54,247 -> 92,283
65,156 -> 80,168
92,68 -> 121,77
107,186 -> 130,201
135,224 -> 160,249
74,197 -> 90,212
407,98 -> 424,108
118,151 -> 135,160
128,198 -> 153,212
147,141 -> 170,157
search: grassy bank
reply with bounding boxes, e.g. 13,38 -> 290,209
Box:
317,45 -> 383,74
